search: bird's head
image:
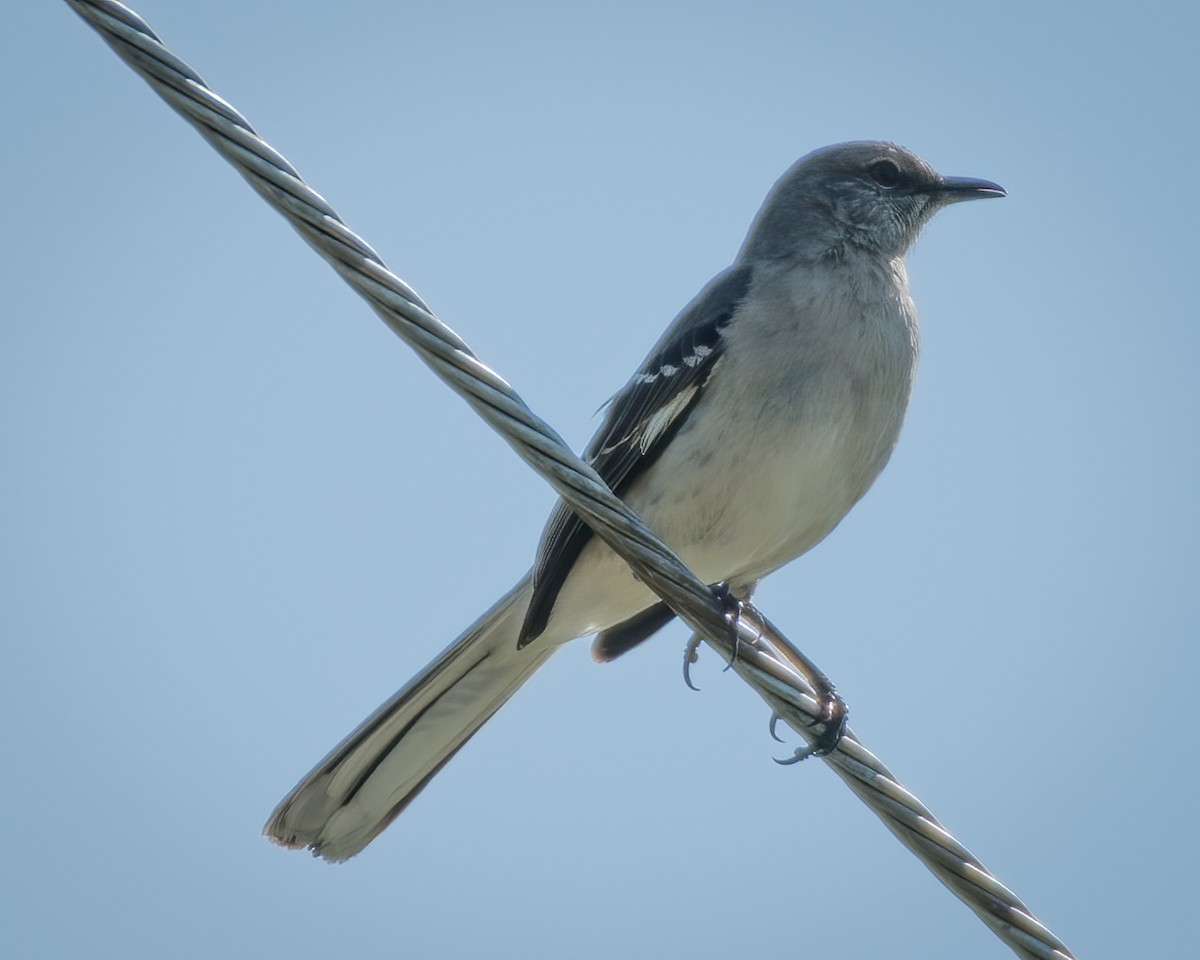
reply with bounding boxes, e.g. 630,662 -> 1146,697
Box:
741,141 -> 1005,262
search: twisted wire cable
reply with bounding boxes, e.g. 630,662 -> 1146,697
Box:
64,3 -> 1076,958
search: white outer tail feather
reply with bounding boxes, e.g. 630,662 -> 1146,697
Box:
265,579 -> 551,861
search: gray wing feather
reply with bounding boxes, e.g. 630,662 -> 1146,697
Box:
519,263 -> 755,645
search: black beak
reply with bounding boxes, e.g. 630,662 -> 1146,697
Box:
930,175 -> 1007,204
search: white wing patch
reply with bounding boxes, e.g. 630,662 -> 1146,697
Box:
631,344 -> 714,386
635,384 -> 699,454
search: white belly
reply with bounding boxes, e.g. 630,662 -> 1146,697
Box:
545,377 -> 906,640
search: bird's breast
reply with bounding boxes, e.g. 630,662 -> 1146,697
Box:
648,259 -> 919,575
545,258 -> 919,640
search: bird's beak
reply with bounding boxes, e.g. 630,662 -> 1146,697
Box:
930,175 -> 1007,203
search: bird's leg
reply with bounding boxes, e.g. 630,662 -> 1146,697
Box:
713,581 -> 744,659
682,581 -> 743,690
770,641 -> 847,763
683,582 -> 847,761
729,594 -> 847,762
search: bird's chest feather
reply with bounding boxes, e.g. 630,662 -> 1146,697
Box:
635,258 -> 919,577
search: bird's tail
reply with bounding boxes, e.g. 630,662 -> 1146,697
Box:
265,579 -> 550,861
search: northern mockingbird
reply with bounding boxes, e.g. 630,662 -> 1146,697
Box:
266,141 -> 1004,861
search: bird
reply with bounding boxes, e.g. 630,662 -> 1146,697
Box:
265,141 -> 1005,861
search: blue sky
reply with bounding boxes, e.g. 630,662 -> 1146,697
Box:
3,2 -> 1196,957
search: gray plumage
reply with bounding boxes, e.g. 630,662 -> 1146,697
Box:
265,141 -> 1004,861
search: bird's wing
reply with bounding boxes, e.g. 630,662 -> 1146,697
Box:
519,263 -> 754,645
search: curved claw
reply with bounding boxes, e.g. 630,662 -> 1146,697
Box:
771,705 -> 849,764
773,745 -> 817,765
770,713 -> 819,764
768,712 -> 786,743
682,633 -> 702,692
772,715 -> 820,763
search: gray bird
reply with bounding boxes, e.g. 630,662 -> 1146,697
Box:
266,141 -> 1005,861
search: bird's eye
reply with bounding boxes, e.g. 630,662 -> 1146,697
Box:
868,160 -> 901,188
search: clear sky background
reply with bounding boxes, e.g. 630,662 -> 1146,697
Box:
3,2 -> 1196,958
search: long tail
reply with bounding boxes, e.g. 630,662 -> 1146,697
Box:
265,579 -> 551,861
